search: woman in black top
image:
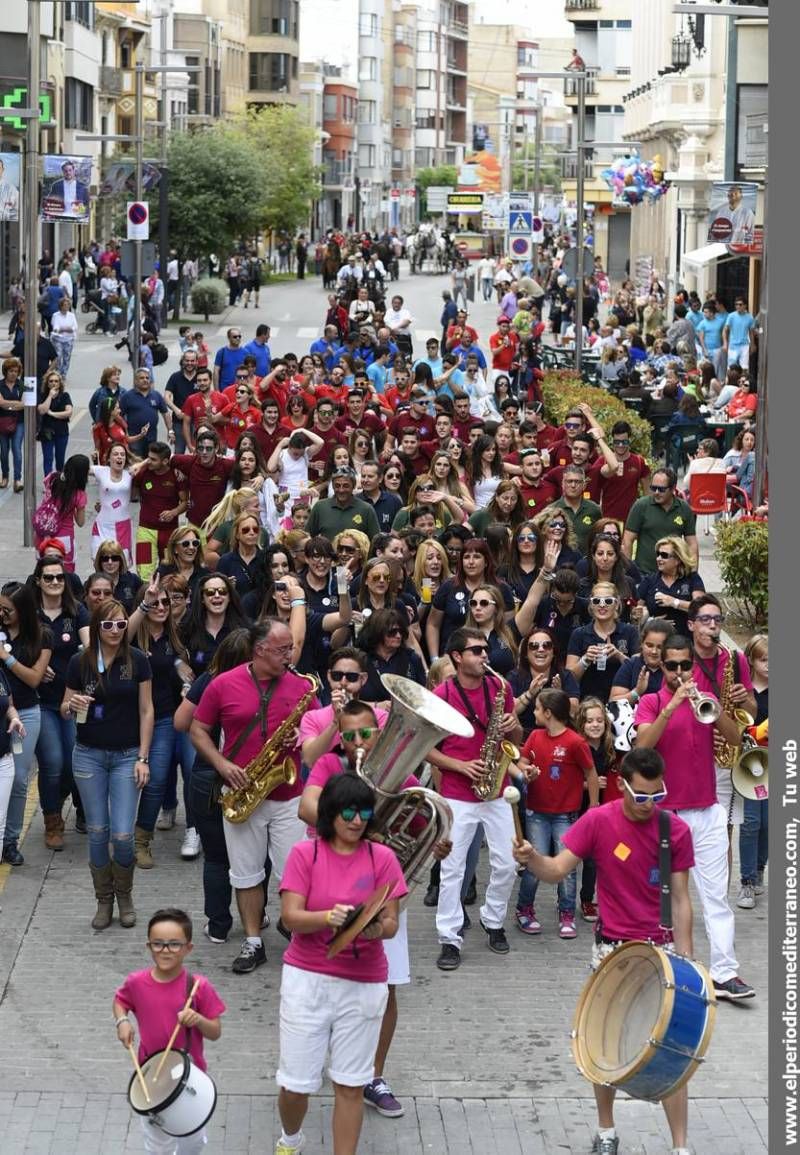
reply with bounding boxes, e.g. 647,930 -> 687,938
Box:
464,584 -> 518,676
216,511 -> 267,599
508,627 -> 579,739
37,367 -> 73,475
157,524 -> 210,596
566,582 -> 640,703
62,601 -> 153,930
0,583 -> 53,866
0,669 -> 25,867
499,519 -> 545,603
32,557 -> 90,851
577,535 -> 637,622
535,507 -> 581,570
128,579 -> 191,868
180,573 -> 248,678
358,608 -> 426,706
92,539 -> 142,612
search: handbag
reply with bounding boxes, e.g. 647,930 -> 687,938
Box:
0,413 -> 18,435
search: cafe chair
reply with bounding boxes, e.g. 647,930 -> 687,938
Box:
665,424 -> 706,474
687,472 -> 728,536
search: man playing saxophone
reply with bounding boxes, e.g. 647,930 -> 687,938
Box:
190,619 -> 320,975
429,627 -> 523,971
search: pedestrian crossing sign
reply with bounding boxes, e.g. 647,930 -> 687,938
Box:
509,211 -> 533,234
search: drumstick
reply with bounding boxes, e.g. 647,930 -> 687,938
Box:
127,1043 -> 151,1104
502,785 -> 525,844
153,979 -> 201,1082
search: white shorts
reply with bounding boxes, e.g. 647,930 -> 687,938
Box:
276,964 -> 388,1092
383,909 -> 410,986
223,796 -> 305,889
715,765 -> 744,827
139,1116 -> 207,1154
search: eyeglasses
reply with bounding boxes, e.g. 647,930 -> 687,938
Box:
655,551 -> 675,561
565,421 -> 583,430
168,592 -> 189,603
663,659 -> 693,672
469,598 -> 493,608
340,806 -> 374,821
369,573 -> 390,582
461,644 -> 488,655
612,439 -> 630,447
694,613 -> 725,625
528,641 -> 553,652
239,526 -> 260,535
148,939 -> 188,953
99,620 -> 126,632
621,778 -> 668,805
590,596 -> 617,607
330,670 -> 362,684
40,574 -> 65,584
340,729 -> 377,742
649,484 -> 669,493
99,554 -> 120,563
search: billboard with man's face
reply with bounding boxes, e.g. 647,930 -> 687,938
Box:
0,153 -> 20,222
707,181 -> 758,246
40,154 -> 93,222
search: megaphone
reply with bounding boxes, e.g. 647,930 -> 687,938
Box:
731,741 -> 769,800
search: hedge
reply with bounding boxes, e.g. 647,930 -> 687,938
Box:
714,518 -> 769,625
190,278 -> 228,321
540,371 -> 654,460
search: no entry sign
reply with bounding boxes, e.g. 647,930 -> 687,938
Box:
127,201 -> 149,240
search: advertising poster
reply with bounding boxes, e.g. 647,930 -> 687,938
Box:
0,152 -> 20,222
707,181 -> 758,246
40,154 -> 92,222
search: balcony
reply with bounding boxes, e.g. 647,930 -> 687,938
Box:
99,65 -> 123,95
559,154 -> 594,180
323,158 -> 354,187
449,18 -> 468,39
565,0 -> 599,9
564,67 -> 598,98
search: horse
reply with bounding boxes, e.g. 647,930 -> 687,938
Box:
321,241 -> 341,290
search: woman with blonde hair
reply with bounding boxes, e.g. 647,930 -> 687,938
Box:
37,367 -> 73,474
332,528 -> 371,582
158,524 -> 210,595
202,487 -> 265,567
465,583 -> 518,675
635,535 -> 705,635
566,581 -> 640,703
535,506 -> 581,570
412,539 -> 451,603
391,472 -> 466,532
428,449 -> 475,513
216,510 -> 267,598
92,538 -> 142,613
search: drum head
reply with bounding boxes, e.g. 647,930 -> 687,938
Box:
129,1050 -> 189,1114
572,942 -> 671,1084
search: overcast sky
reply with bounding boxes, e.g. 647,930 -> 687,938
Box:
300,0 -> 572,79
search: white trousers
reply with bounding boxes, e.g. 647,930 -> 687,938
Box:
223,796 -> 305,889
0,754 -> 14,848
436,797 -> 517,947
139,1116 -> 207,1154
675,803 -> 738,982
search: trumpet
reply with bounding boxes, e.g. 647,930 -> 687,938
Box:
683,681 -> 721,725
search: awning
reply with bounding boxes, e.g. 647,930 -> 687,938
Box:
681,242 -> 733,271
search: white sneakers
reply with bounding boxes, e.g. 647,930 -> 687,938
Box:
180,828 -> 201,859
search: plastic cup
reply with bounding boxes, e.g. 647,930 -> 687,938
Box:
74,702 -> 90,724
11,732 -> 23,755
421,578 -> 433,604
336,566 -> 350,596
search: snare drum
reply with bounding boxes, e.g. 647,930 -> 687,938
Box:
128,1049 -> 217,1137
571,941 -> 716,1102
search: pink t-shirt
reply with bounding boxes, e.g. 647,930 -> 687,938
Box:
194,663 -> 320,802
114,968 -> 226,1070
634,690 -> 716,809
433,677 -> 515,803
564,800 -> 694,943
299,704 -> 390,756
280,838 -> 407,982
692,648 -> 753,701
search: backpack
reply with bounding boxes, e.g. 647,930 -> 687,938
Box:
32,474 -> 63,538
151,342 -> 169,366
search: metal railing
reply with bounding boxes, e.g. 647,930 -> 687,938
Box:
564,67 -> 598,97
565,0 -> 599,9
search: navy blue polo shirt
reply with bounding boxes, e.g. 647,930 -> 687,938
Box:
120,388 -> 168,446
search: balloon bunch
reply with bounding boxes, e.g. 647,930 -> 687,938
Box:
601,153 -> 669,205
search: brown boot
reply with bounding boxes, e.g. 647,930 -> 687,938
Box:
134,825 -> 154,869
44,813 -> 64,851
112,861 -> 136,928
89,864 -> 114,930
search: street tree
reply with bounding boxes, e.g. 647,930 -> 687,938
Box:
231,106 -> 321,238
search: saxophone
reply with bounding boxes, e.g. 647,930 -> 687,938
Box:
220,670 -> 319,823
711,649 -> 751,770
473,664 -> 520,801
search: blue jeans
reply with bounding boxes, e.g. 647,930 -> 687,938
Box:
3,706 -> 42,848
136,716 -> 178,832
739,796 -> 768,885
160,730 -> 196,825
36,705 -> 76,814
42,432 -> 69,476
517,810 -> 578,914
72,744 -> 139,867
0,422 -> 24,483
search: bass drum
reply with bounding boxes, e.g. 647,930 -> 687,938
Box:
571,941 -> 716,1102
128,1049 -> 217,1137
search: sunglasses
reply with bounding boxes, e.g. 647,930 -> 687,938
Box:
469,598 -> 493,608
649,484 -> 669,493
694,614 -> 725,625
340,729 -> 377,742
385,626 -> 403,637
565,422 -> 583,430
621,778 -> 668,805
528,641 -> 553,652
148,940 -> 188,953
461,644 -> 488,655
99,620 -> 126,632
179,539 -> 200,548
517,533 -> 538,542
340,806 -> 375,821
40,574 -> 65,584
99,554 -> 120,563
169,592 -> 189,602
655,551 -> 675,560
612,439 -> 630,447
150,597 -> 171,608
330,670 -> 361,684
550,522 -> 567,531
337,545 -> 357,554
663,659 -> 693,672
239,526 -> 260,535
369,573 -> 390,582
204,588 -> 228,597
590,596 -> 616,607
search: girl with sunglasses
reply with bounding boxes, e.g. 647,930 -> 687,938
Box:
356,608 -> 426,707
32,558 -> 90,851
0,583 -> 53,867
566,582 -> 640,704
221,379 -> 262,452
509,628 -> 579,739
83,572 -> 115,614
158,524 -> 210,596
89,444 -> 134,565
127,579 -> 191,870
92,539 -> 142,613
203,487 -> 266,569
62,601 -> 153,930
391,473 -> 466,533
535,506 -> 581,571
498,520 -> 544,603
464,585 -> 518,677
577,534 -> 638,623
426,537 -> 515,661
216,511 -> 267,599
180,573 -> 248,679
230,436 -> 269,492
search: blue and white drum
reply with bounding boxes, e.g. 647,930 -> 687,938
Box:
571,941 -> 717,1101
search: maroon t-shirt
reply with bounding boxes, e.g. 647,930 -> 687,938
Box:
250,423 -> 284,462
388,411 -> 436,442
335,410 -> 385,439
517,478 -> 559,515
170,453 -> 235,527
134,464 -> 185,529
593,454 -> 651,522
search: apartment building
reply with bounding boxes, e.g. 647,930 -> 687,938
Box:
247,0 -> 300,107
321,66 -> 358,232
414,0 -> 468,170
562,0 -> 632,278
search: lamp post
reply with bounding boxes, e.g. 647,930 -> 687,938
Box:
21,0 -> 41,545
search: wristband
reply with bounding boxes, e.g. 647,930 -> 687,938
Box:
137,756 -> 149,764
114,1015 -> 131,1028
4,656 -> 17,669
173,658 -> 185,668
540,570 -> 555,582
672,597 -> 679,609
578,656 -> 589,669
630,690 -> 640,704
290,599 -> 306,608
325,909 -> 336,926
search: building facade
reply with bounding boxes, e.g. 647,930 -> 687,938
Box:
247,0 -> 300,108
321,67 -> 357,233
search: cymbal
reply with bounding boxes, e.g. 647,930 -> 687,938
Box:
326,882 -> 394,959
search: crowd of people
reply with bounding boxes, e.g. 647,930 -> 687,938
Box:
0,236 -> 767,1155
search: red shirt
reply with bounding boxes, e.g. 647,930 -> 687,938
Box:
445,323 -> 478,350
433,676 -> 515,803
335,410 -> 386,439
453,417 -> 484,442
634,690 -> 717,809
181,390 -> 228,438
533,424 -> 561,451
387,411 -> 435,442
384,385 -> 414,412
170,453 -> 235,527
517,478 -> 559,515
250,422 -> 284,462
593,453 -> 650,522
489,330 -> 520,371
221,403 -> 262,450
522,727 -> 594,813
134,464 -> 185,529
308,426 -> 346,477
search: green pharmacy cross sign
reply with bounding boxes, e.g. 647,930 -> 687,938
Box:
0,87 -> 54,130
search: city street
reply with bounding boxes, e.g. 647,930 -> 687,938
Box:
0,269 -> 767,1153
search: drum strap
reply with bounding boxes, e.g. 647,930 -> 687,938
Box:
658,809 -> 672,933
182,971 -> 195,1052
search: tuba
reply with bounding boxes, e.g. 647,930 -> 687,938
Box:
472,663 -> 521,801
220,671 -> 319,824
356,674 -> 473,893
